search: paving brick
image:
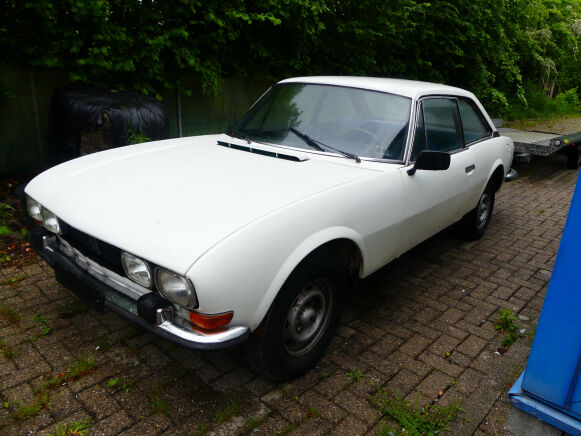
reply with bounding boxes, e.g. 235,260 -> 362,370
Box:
78,385 -> 120,420
418,350 -> 463,378
456,334 -> 488,358
397,335 -> 432,357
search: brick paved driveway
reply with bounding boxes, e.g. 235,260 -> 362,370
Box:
0,154 -> 578,435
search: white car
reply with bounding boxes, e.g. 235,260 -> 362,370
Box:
24,77 -> 514,380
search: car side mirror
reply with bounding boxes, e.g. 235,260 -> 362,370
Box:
407,151 -> 451,176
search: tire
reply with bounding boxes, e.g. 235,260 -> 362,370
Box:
255,250 -> 345,381
566,144 -> 581,170
461,184 -> 495,240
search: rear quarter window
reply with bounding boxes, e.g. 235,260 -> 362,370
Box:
458,98 -> 491,144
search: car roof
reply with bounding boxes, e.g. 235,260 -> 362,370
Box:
279,76 -> 475,100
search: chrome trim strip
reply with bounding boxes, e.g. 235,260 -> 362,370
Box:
155,308 -> 249,344
55,236 -> 149,301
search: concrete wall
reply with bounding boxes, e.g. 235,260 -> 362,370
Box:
0,66 -> 271,176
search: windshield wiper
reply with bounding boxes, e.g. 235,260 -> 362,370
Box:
289,128 -> 361,163
226,126 -> 251,144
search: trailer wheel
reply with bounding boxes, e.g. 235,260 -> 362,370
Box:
566,144 -> 581,169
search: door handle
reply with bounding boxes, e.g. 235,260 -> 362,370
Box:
465,164 -> 475,173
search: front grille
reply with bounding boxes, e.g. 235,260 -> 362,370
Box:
60,222 -> 124,275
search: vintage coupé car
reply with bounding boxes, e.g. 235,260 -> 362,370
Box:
24,77 -> 514,380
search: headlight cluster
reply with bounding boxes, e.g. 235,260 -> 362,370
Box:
121,251 -> 197,308
27,197 -> 61,234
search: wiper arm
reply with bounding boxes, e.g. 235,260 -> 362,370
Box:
226,126 -> 251,144
289,127 -> 361,163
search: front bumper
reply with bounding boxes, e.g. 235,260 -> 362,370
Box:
29,226 -> 250,351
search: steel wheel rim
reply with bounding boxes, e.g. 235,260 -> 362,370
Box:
477,192 -> 491,229
283,278 -> 334,357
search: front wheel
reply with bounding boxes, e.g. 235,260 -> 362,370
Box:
255,250 -> 345,381
460,184 -> 495,240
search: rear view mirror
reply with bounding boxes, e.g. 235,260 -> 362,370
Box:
407,151 -> 451,175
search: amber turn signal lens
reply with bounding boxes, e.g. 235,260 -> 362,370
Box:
189,311 -> 233,330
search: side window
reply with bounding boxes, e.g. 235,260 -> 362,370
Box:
423,98 -> 464,152
458,98 -> 492,144
411,102 -> 426,161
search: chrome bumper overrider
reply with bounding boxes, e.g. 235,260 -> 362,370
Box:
36,233 -> 249,350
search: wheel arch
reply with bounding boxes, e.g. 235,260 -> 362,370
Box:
488,163 -> 505,193
251,228 -> 364,329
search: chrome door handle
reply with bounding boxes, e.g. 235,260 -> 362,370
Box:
465,164 -> 475,173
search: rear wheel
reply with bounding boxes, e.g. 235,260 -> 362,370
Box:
255,250 -> 345,381
460,184 -> 495,240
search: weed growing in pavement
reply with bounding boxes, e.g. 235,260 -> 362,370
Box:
68,355 -> 98,379
280,423 -> 295,435
305,406 -> 320,418
2,274 -> 25,285
346,367 -> 364,381
0,304 -> 20,324
214,388 -> 241,425
494,308 -> 522,349
147,388 -> 169,414
196,423 -> 207,435
33,313 -> 51,336
51,417 -> 91,436
0,338 -> 19,359
494,309 -> 519,332
107,378 -> 132,393
245,413 -> 268,430
12,390 -> 50,421
39,355 -> 99,391
372,388 -> 465,436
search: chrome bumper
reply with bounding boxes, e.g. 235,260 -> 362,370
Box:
32,230 -> 250,351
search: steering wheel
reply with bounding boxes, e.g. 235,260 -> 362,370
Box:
343,127 -> 384,157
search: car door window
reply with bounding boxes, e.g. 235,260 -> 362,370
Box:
458,98 -> 492,144
423,98 -> 464,152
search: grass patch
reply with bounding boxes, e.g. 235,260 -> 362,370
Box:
40,355 -> 99,391
107,378 -> 132,393
0,304 -> 20,324
147,388 -> 168,414
0,338 -> 19,359
372,389 -> 464,436
68,355 -> 98,379
245,413 -> 268,430
12,390 -> 50,421
305,406 -> 320,419
33,313 -> 51,336
346,367 -> 364,382
280,423 -> 295,435
2,274 -> 25,285
214,389 -> 241,425
51,417 -> 91,436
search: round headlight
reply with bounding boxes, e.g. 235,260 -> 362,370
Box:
41,208 -> 60,234
26,197 -> 43,221
155,268 -> 196,308
121,252 -> 152,288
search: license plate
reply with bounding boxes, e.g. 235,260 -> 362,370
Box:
55,266 -> 105,313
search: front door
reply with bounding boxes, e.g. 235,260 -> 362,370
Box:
398,97 -> 477,252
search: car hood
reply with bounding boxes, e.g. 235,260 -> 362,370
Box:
26,134 -> 380,274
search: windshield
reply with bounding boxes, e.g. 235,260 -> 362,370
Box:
232,83 -> 412,161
